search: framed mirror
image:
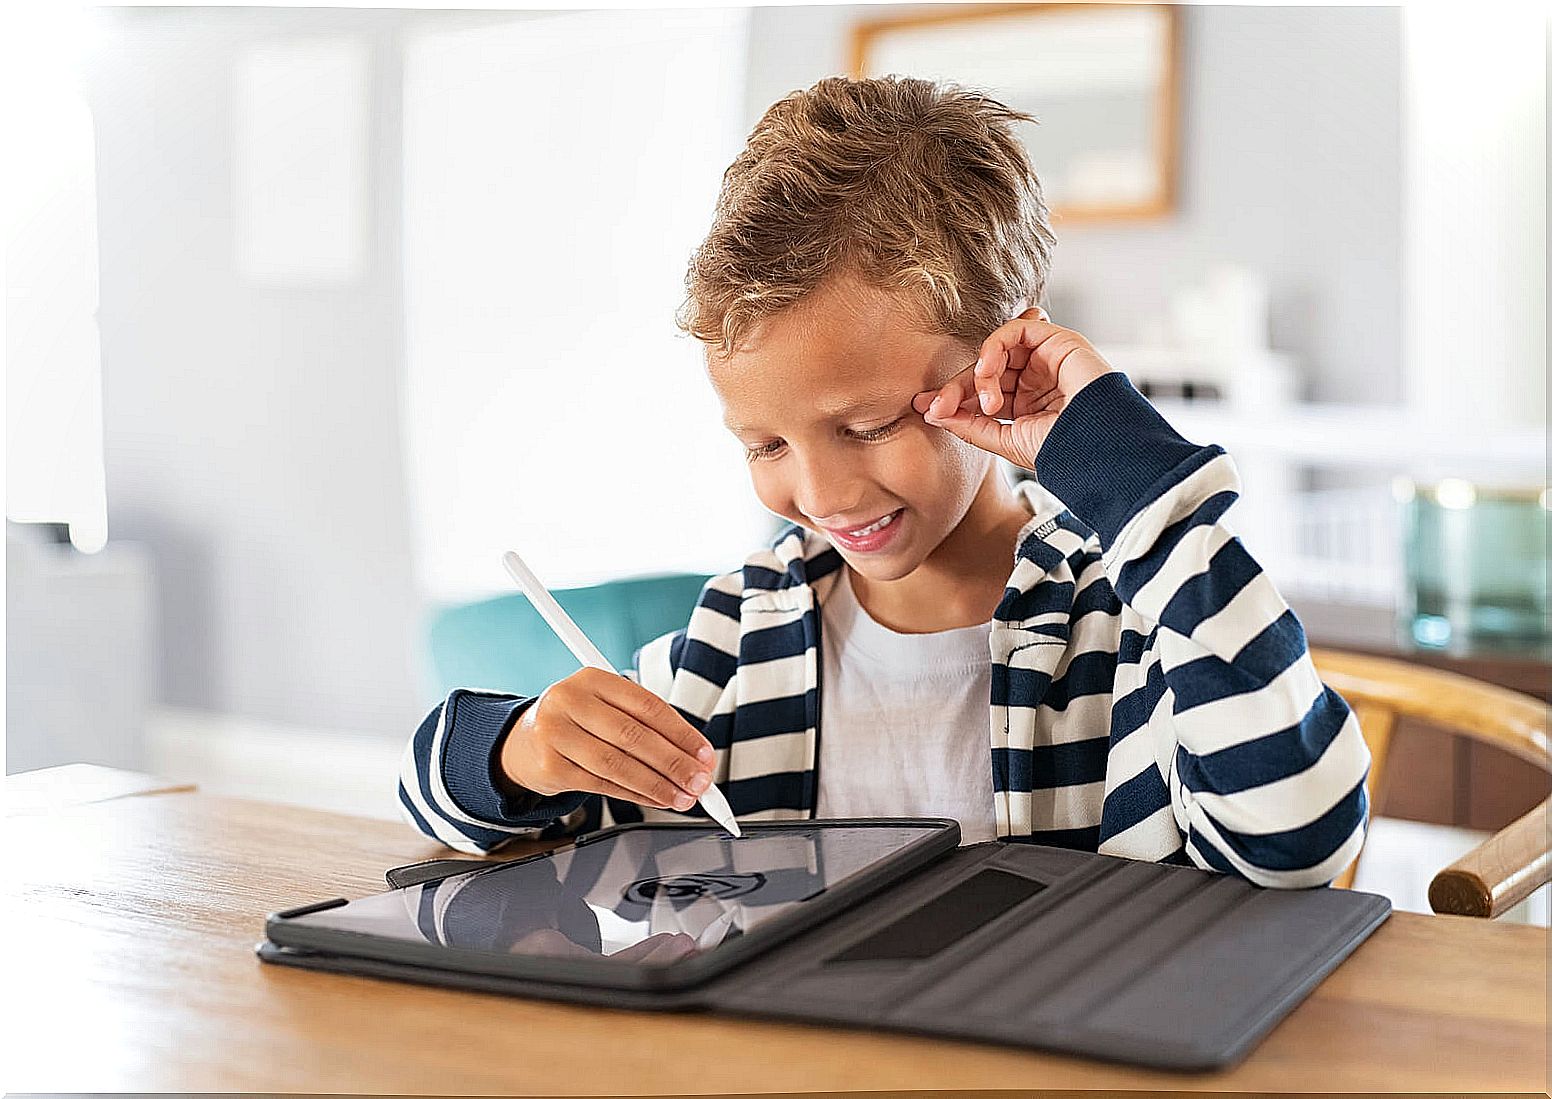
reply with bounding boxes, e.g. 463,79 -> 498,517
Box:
851,3 -> 1180,224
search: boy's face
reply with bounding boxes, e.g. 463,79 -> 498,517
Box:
706,273 -> 995,583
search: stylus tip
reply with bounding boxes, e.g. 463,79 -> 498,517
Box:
699,783 -> 741,838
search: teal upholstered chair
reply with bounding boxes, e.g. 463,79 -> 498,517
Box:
424,573 -> 714,702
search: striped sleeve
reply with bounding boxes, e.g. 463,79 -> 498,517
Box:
394,571 -> 745,856
394,688 -> 593,856
1035,372 -> 1371,888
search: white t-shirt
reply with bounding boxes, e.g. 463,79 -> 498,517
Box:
814,568 -> 1000,845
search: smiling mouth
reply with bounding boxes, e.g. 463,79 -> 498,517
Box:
821,508 -> 905,539
838,512 -> 899,537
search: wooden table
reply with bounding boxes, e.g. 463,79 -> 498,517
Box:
5,767 -> 1548,1094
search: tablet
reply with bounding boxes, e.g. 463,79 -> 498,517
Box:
265,819 -> 959,990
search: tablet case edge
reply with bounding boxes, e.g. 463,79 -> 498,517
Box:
258,826 -> 1393,1074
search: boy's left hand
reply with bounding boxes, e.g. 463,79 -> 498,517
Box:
912,306 -> 1114,470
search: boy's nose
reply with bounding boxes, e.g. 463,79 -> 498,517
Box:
793,461 -> 865,526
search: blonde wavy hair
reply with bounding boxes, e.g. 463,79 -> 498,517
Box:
676,75 -> 1058,356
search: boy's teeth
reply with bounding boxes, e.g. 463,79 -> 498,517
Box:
847,512 -> 897,537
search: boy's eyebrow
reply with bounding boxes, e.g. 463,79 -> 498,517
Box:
724,394 -> 910,434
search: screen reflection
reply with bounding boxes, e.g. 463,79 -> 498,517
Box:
291,824 -> 940,964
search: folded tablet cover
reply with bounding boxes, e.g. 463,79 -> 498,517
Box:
257,838 -> 1390,1072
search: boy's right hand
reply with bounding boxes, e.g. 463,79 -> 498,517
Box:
497,667 -> 718,811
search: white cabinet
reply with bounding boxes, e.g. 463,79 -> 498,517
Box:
6,528 -> 156,774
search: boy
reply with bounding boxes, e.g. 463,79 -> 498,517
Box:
398,76 -> 1370,889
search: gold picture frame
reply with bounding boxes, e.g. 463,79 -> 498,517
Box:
851,3 -> 1180,225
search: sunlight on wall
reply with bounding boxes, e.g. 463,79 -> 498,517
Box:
401,8 -> 768,600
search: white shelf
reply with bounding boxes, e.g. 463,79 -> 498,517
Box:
1150,398 -> 1546,479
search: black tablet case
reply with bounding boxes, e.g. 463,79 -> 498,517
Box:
256,830 -> 1391,1072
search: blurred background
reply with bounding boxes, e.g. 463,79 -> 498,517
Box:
6,3 -> 1547,921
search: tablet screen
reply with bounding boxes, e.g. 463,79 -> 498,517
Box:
284,823 -> 946,967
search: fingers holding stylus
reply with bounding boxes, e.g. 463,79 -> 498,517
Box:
587,668 -> 717,767
544,752 -> 679,810
497,548 -> 737,833
558,702 -> 709,809
499,667 -> 717,812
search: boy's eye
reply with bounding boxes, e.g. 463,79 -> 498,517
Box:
745,439 -> 785,461
848,417 -> 905,442
743,416 -> 904,461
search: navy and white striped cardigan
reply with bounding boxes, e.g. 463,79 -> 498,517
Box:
398,373 -> 1371,889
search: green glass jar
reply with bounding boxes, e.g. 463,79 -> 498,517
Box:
1398,479 -> 1550,652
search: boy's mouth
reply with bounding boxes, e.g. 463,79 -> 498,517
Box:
822,508 -> 905,552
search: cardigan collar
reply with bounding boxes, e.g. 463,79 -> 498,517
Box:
739,479 -> 1088,625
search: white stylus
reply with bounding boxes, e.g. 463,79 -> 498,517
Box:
501,550 -> 742,838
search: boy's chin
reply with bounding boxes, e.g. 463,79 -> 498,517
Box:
798,514 -> 929,581
832,545 -> 924,583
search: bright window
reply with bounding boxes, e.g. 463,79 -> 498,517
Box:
401,8 -> 769,601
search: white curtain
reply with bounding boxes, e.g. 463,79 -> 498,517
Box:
4,5 -> 108,553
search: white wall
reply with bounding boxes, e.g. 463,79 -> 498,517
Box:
85,8 -> 425,733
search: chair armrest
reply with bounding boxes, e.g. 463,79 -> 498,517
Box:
1429,798 -> 1551,918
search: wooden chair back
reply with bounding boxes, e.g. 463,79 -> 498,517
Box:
1310,647 -> 1550,918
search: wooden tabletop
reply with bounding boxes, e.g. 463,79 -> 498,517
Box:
5,768 -> 1547,1094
